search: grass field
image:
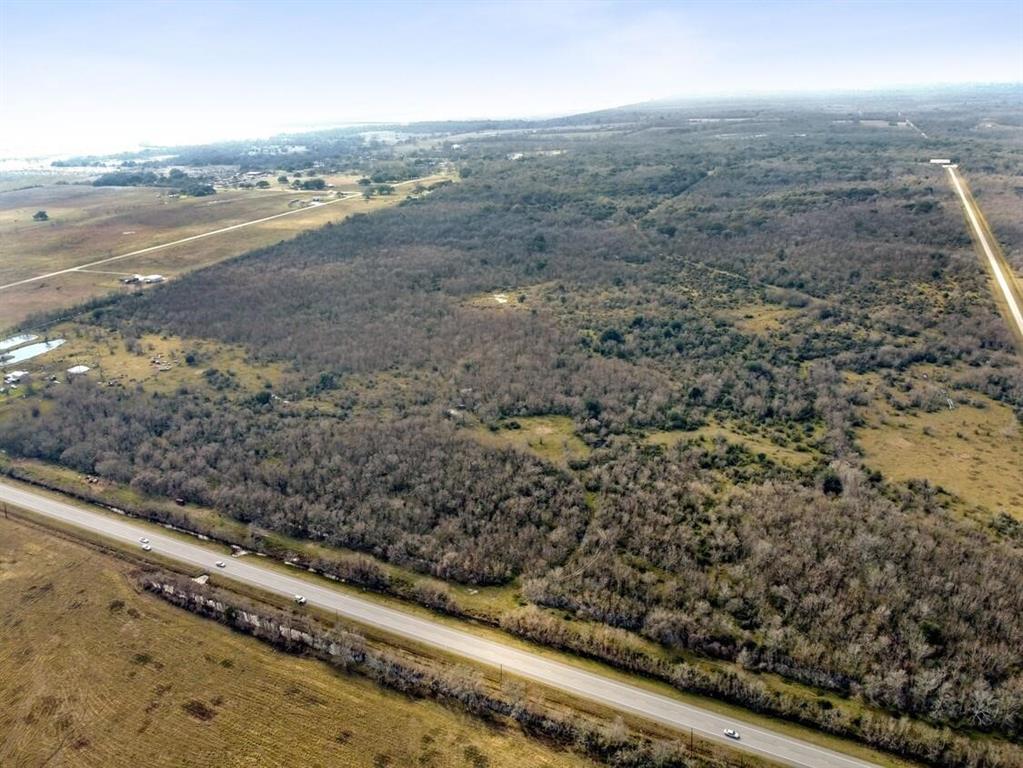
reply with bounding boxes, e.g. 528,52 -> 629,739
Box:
722,304 -> 802,335
854,371 -> 1023,518
2,324 -> 288,397
0,517 -> 595,768
472,416 -> 591,467
647,420 -> 819,468
0,174 -> 451,331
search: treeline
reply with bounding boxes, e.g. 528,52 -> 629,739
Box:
92,168 -> 215,196
6,377 -> 1021,739
500,607 -> 1023,768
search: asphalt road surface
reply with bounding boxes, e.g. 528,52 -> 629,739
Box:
0,479 -> 881,768
946,164 -> 1023,340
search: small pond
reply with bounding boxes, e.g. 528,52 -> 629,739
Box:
0,338 -> 65,365
0,333 -> 38,352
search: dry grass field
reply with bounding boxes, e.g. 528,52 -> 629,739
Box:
0,517 -> 595,768
722,304 -> 802,335
472,416 -> 591,467
0,175 -> 451,331
647,420 -> 819,468
855,372 -> 1023,518
6,323 -> 288,396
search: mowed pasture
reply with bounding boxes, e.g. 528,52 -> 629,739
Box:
0,518 -> 594,768
0,175 -> 450,330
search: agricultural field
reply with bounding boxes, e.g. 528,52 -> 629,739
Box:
0,517 -> 595,768
0,173 -> 450,330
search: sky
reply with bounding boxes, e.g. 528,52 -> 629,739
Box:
1,0 -> 1021,157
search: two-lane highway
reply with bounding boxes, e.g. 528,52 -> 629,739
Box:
0,479 -> 880,768
946,164 -> 1023,342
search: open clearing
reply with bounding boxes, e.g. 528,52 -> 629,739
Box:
472,415 -> 591,467
647,420 -> 819,468
723,304 -> 802,335
0,517 -> 594,768
855,376 -> 1022,518
0,175 -> 450,330
0,323 -> 287,398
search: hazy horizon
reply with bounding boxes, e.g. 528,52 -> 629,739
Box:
2,0 -> 1021,158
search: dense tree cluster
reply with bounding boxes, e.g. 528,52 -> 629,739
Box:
523,443 -> 1023,736
2,385 -> 587,584
91,168 -> 216,196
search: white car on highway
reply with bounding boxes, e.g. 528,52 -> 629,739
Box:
215,561 -> 226,568
723,728 -> 740,740
141,543 -> 152,551
139,537 -> 149,544
294,595 -> 307,605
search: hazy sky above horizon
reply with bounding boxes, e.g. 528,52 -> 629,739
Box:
1,0 -> 1021,157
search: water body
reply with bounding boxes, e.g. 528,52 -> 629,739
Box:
0,333 -> 38,352
0,338 -> 65,365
